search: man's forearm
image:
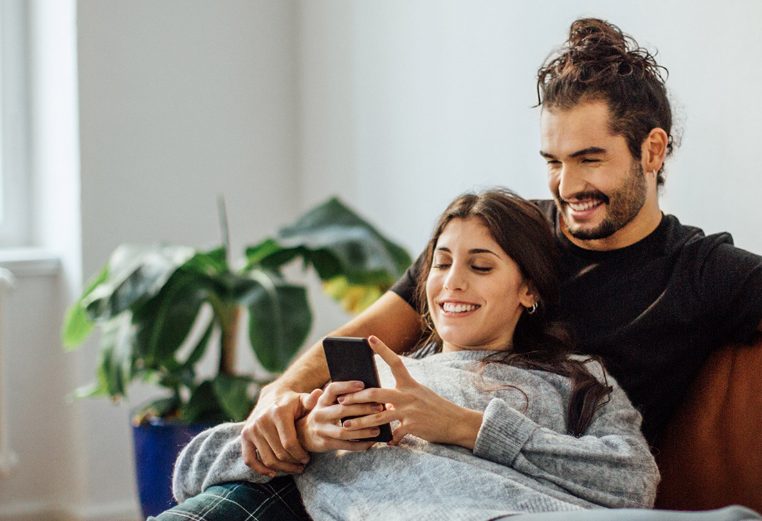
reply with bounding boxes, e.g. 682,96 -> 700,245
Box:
262,291 -> 423,397
242,291 -> 422,474
262,340 -> 330,396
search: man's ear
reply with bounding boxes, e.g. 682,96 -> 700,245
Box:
642,127 -> 669,175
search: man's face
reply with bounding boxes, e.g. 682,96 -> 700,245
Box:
540,100 -> 651,245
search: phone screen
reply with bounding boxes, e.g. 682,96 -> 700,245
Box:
322,336 -> 392,442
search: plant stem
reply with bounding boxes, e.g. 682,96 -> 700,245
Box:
220,306 -> 240,376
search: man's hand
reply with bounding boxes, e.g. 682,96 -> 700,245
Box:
240,388 -> 320,477
296,381 -> 382,453
339,335 -> 483,448
237,291 -> 423,474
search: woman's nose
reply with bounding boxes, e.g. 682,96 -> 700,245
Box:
443,265 -> 467,291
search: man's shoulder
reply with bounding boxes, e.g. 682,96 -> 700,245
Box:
660,214 -> 737,256
530,199 -> 557,225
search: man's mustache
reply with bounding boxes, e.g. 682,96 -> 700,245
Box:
556,190 -> 610,205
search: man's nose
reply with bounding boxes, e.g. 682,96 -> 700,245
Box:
556,164 -> 587,200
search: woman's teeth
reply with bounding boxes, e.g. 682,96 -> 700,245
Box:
442,302 -> 479,313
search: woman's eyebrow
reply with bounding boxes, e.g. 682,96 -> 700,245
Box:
469,248 -> 500,257
435,246 -> 500,258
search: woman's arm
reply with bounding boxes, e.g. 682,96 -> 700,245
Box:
345,342 -> 657,509
172,422 -> 267,503
173,384 -> 386,503
338,336 -> 485,446
473,384 -> 659,509
240,291 -> 422,475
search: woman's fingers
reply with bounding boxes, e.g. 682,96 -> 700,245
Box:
341,408 -> 394,430
319,380 -> 365,406
328,439 -> 377,452
390,425 -> 407,446
368,335 -> 416,385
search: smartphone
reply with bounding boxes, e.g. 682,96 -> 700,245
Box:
322,336 -> 392,442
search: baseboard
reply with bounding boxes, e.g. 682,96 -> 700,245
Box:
0,499 -> 140,521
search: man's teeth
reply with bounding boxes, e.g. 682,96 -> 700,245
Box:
567,199 -> 602,211
442,302 -> 479,313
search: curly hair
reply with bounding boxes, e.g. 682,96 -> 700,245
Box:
537,18 -> 674,184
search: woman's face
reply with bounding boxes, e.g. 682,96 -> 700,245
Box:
426,216 -> 535,353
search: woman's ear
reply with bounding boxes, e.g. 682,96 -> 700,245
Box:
519,282 -> 537,310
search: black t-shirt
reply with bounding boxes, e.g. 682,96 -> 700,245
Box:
391,200 -> 762,443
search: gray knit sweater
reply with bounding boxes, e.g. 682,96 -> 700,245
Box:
173,350 -> 659,520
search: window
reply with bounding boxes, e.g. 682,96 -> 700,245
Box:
0,0 -> 30,247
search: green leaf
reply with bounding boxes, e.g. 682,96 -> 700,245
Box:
181,247 -> 229,276
72,380 -> 109,400
252,197 -> 412,286
131,396 -> 181,425
80,315 -> 135,399
181,380 -> 226,425
181,319 -> 215,369
213,374 -> 256,422
322,276 -> 384,314
83,244 -> 196,320
245,238 -> 285,268
132,270 -> 211,368
245,270 -> 312,373
62,266 -> 109,349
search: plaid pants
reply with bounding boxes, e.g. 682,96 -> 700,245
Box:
148,478 -> 311,521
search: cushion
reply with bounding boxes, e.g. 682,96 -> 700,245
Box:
655,333 -> 762,511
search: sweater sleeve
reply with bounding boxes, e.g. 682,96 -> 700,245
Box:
473,383 -> 659,509
172,422 -> 270,503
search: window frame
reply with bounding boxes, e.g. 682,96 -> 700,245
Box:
0,0 -> 30,247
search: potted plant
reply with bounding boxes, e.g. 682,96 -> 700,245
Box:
61,197 -> 411,517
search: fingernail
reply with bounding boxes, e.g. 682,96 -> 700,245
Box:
343,420 -> 352,428
368,335 -> 377,344
337,396 -> 345,403
375,404 -> 384,412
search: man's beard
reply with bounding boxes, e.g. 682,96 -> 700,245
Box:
556,162 -> 648,241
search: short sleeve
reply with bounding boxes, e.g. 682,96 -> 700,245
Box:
390,250 -> 426,311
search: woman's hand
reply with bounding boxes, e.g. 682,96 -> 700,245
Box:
295,381 -> 384,453
339,336 -> 483,448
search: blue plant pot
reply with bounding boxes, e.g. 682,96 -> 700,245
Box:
132,419 -> 211,518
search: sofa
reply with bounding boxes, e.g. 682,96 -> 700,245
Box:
654,333 -> 762,512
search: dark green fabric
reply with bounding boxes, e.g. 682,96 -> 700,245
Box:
148,478 -> 310,521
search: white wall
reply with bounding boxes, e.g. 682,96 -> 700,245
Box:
2,1 -> 762,520
300,0 -> 762,257
78,0 -> 301,516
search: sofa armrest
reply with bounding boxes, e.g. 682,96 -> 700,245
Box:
655,333 -> 762,511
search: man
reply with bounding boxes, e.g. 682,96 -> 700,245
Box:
154,18 -> 762,521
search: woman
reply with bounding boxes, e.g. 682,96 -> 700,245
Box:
164,189 -> 658,520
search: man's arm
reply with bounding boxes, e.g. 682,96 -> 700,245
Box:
240,290 -> 422,475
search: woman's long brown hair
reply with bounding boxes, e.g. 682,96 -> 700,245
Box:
413,188 -> 612,436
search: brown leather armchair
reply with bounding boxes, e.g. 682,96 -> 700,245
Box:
655,334 -> 762,512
